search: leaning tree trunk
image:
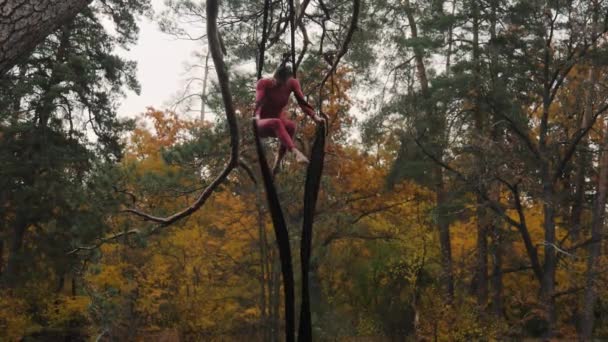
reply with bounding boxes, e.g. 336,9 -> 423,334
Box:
0,0 -> 92,75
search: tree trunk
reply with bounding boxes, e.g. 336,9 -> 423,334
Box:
539,12 -> 557,334
575,6 -> 602,338
5,214 -> 27,285
474,197 -> 489,306
487,0 -> 504,318
580,106 -> 608,340
271,257 -> 281,342
570,53 -> 600,242
71,276 -> 76,296
404,0 -> 453,301
490,223 -> 503,317
437,178 -> 454,300
471,0 -> 488,308
0,0 -> 92,75
540,157 -> 557,337
200,53 -> 210,121
0,239 -> 3,276
56,274 -> 65,293
255,192 -> 270,340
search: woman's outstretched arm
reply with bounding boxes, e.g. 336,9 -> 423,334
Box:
290,78 -> 318,119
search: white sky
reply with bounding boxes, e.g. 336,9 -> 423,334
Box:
117,0 -> 201,119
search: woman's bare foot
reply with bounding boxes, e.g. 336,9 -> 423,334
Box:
292,148 -> 309,164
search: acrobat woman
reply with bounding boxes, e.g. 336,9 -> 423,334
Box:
254,62 -> 324,173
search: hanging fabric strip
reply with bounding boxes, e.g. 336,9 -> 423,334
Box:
252,118 -> 295,342
298,121 -> 326,340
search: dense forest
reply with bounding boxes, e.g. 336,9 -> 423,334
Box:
2,0 -> 608,340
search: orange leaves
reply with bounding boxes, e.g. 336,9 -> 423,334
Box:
126,107 -> 199,160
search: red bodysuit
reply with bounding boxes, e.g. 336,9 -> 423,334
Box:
255,77 -> 315,151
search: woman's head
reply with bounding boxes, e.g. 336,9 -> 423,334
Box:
273,64 -> 293,84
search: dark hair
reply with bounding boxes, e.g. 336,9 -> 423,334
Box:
274,64 -> 293,84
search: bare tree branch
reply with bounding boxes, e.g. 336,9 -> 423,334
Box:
124,0 -> 239,226
67,229 -> 140,255
317,0 -> 361,96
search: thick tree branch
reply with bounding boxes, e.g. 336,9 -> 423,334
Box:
495,177 -> 544,282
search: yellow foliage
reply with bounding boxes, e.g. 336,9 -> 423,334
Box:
0,291 -> 31,342
44,296 -> 90,329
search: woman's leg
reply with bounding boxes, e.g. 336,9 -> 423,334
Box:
256,118 -> 295,150
276,119 -> 296,156
273,119 -> 297,174
257,118 -> 308,172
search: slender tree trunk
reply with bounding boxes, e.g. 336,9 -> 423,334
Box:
271,257 -> 281,342
571,156 -> 588,242
580,108 -> 608,340
405,0 -> 453,301
200,53 -> 210,122
539,11 -> 557,334
470,0 -> 488,308
490,222 -> 503,317
487,0 -> 505,317
255,191 -> 270,340
404,1 -> 429,94
56,274 -> 65,293
570,61 -> 599,242
540,161 -> 557,336
5,214 -> 27,285
0,0 -> 92,75
437,178 -> 454,300
474,197 -> 489,306
0,239 -> 3,276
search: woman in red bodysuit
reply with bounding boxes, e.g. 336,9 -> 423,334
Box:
254,64 -> 324,173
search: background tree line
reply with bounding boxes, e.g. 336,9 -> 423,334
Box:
1,0 -> 608,340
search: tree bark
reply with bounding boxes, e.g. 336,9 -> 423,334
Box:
0,0 -> 92,75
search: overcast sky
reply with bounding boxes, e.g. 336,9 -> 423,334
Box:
116,0 -> 201,119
